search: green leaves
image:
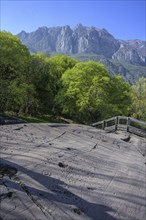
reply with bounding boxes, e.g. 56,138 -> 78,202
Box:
8,81 -> 38,114
130,77 -> 146,120
0,31 -> 135,123
56,61 -> 109,122
0,31 -> 30,78
0,32 -> 30,113
55,61 -> 132,123
107,75 -> 132,116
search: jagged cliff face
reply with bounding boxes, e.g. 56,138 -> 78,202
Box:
112,43 -> 144,65
112,40 -> 146,65
17,24 -> 120,57
17,24 -> 146,83
17,24 -> 145,65
72,25 -> 120,57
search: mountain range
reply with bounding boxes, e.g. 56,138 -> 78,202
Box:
17,24 -> 146,84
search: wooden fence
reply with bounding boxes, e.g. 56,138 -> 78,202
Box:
92,116 -> 146,137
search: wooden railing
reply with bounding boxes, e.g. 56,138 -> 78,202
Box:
92,116 -> 146,137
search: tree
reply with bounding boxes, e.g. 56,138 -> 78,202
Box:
47,54 -> 78,114
56,61 -> 112,123
28,53 -> 53,114
107,75 -> 132,117
130,77 -> 146,120
8,81 -> 38,115
0,31 -> 30,113
0,31 -> 30,79
0,31 -> 133,121
56,61 -> 132,123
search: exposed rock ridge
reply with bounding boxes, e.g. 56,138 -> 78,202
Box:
17,24 -> 146,65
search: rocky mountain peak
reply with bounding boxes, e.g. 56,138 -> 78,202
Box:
17,24 -> 146,83
17,24 -> 145,62
74,23 -> 85,29
17,30 -> 28,41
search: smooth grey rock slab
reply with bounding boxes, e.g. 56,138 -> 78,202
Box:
0,123 -> 145,220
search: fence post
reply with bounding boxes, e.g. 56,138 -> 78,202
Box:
102,120 -> 105,130
127,117 -> 130,132
115,116 -> 118,131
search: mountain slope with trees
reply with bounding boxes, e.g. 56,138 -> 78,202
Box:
17,24 -> 146,84
1,31 -> 146,123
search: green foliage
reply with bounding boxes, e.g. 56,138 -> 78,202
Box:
48,54 -> 78,75
0,31 -> 135,124
56,61 -> 131,123
48,55 -> 78,92
72,53 -> 146,85
16,115 -> 64,123
107,75 -> 132,116
8,81 -> 38,115
47,54 -> 78,114
0,31 -> 30,79
28,53 -> 53,114
130,77 -> 146,121
0,31 -> 30,112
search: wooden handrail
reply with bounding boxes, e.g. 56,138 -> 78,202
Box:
92,116 -> 146,137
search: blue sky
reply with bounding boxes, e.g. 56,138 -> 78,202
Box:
1,0 -> 146,40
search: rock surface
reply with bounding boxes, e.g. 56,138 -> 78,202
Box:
17,24 -> 145,65
17,24 -> 146,84
0,123 -> 146,220
0,114 -> 27,125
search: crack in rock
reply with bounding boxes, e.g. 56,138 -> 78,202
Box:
92,143 -> 97,149
13,176 -> 55,220
37,131 -> 66,148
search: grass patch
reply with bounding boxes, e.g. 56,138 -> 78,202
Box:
3,112 -> 74,124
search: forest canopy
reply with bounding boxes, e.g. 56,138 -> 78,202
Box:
0,31 -> 145,123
